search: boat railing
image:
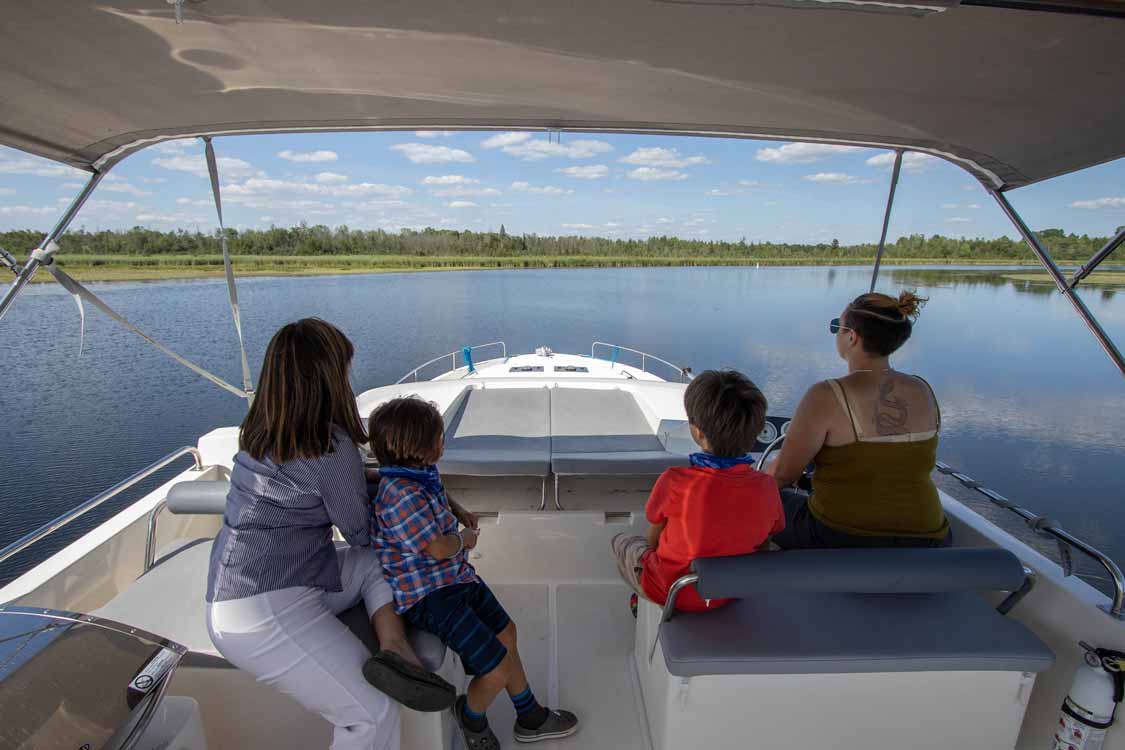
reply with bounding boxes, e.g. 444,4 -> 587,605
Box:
935,461 -> 1124,621
395,341 -> 508,384
0,446 -> 204,570
590,342 -> 694,382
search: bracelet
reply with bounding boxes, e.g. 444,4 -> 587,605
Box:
452,531 -> 464,557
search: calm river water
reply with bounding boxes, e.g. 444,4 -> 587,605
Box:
1,265 -> 1122,588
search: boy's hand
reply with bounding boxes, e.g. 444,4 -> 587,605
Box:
448,494 -> 479,529
460,528 -> 480,551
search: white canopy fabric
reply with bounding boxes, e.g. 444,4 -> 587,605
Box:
1,0 -> 1123,189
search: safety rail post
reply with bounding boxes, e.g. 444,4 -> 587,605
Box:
935,461 -> 1124,620
1069,227 -> 1125,290
0,447 -> 205,568
870,149 -> 903,293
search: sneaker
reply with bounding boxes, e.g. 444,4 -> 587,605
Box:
513,708 -> 580,743
453,695 -> 501,750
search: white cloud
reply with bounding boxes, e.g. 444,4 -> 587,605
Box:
0,205 -> 54,215
627,167 -> 687,181
102,181 -> 152,197
151,140 -> 192,154
153,154 -> 257,178
562,223 -> 596,230
1071,197 -> 1125,210
60,182 -> 85,190
0,188 -> 13,196
259,216 -> 274,223
755,142 -> 861,164
619,147 -> 710,168
315,172 -> 348,184
705,188 -> 733,196
415,131 -> 457,138
422,175 -> 478,186
481,132 -> 532,149
803,172 -> 871,185
85,200 -> 140,213
947,217 -> 973,223
656,217 -> 674,224
448,201 -> 478,208
738,179 -> 762,187
391,143 -> 474,164
556,165 -> 609,180
0,155 -> 82,178
135,211 -> 209,224
139,176 -> 167,184
176,197 -> 212,206
278,149 -> 338,163
865,151 -> 938,172
223,177 -> 413,199
491,137 -> 612,161
511,181 -> 573,195
430,186 -> 502,198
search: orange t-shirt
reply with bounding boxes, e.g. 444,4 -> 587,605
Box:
640,464 -> 784,612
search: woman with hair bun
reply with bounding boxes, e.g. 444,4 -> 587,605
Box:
768,291 -> 952,549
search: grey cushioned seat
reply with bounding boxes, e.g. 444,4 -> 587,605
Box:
551,451 -> 689,475
438,388 -> 550,476
551,389 -> 685,475
658,548 -> 1052,677
94,540 -> 445,671
660,591 -> 1054,676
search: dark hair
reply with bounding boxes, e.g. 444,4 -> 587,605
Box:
368,397 -> 445,467
240,318 -> 365,463
683,369 -> 768,457
843,290 -> 928,357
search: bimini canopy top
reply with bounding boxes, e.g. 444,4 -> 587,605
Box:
2,0 -> 1124,189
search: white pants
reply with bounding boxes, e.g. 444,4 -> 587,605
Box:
207,546 -> 400,750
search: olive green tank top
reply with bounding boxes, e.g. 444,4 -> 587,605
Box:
808,377 -> 950,540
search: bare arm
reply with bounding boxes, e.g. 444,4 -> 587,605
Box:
646,519 -> 667,551
447,493 -> 479,530
768,382 -> 832,488
423,527 -> 479,560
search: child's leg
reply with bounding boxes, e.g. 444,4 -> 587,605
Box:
611,533 -> 653,601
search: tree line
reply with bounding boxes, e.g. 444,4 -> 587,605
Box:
0,225 -> 1115,262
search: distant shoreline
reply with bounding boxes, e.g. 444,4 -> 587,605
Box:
27,255 -> 1124,284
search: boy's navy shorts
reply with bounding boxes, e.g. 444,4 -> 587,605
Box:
403,580 -> 511,676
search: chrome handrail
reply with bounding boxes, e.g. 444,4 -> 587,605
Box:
935,461 -> 1124,620
0,446 -> 204,567
395,341 -> 507,384
590,342 -> 693,382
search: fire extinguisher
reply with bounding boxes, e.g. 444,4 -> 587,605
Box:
1052,641 -> 1124,750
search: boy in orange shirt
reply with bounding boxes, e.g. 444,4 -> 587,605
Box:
611,369 -> 784,612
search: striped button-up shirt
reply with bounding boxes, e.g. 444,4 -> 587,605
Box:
206,427 -> 371,603
371,476 -> 476,613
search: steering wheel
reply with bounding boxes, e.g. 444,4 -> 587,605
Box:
755,433 -> 815,490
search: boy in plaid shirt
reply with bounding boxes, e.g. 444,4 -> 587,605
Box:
368,397 -> 579,749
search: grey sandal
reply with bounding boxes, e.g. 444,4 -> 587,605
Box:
454,695 -> 501,750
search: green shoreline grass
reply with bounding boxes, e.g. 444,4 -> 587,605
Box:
26,254 -> 1104,284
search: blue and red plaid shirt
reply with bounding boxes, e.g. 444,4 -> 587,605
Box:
370,475 -> 477,613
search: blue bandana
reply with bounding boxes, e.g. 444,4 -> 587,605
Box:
689,452 -> 756,470
377,464 -> 445,495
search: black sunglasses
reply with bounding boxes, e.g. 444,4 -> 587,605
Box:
829,317 -> 853,334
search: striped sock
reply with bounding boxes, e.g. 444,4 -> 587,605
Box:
511,687 -> 549,729
461,700 -> 488,732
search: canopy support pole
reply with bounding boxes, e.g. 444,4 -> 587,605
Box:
202,136 -> 255,402
869,149 -> 903,293
1068,227 -> 1124,290
0,170 -> 106,324
989,188 -> 1125,377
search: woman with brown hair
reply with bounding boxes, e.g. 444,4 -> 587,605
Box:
768,291 -> 952,549
205,318 -> 454,750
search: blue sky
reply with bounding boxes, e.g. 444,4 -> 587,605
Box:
1,131 -> 1123,245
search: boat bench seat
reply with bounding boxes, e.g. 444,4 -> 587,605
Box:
95,483 -> 446,671
550,389 -> 688,476
636,548 -> 1054,750
659,547 -> 1053,677
438,387 -> 552,476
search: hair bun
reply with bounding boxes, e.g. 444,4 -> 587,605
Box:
897,290 -> 927,320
